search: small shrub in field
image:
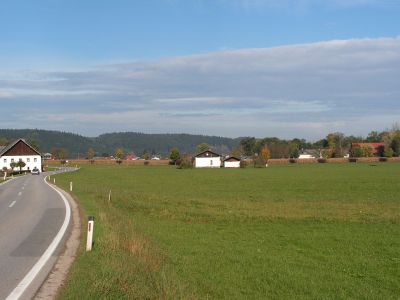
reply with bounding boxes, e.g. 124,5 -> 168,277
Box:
317,158 -> 327,163
144,161 -> 150,166
177,156 -> 193,169
253,156 -> 266,168
349,158 -> 357,163
240,160 -> 247,168
289,158 -> 297,164
379,157 -> 388,162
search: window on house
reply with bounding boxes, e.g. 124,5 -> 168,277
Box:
3,159 -> 6,163
11,159 -> 14,163
34,158 -> 37,162
210,160 -> 213,166
27,158 -> 30,162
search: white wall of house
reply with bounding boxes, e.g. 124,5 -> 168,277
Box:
298,154 -> 314,159
0,155 -> 42,172
195,157 -> 221,168
224,161 -> 240,168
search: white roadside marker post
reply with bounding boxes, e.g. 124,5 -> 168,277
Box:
86,216 -> 94,251
3,172 -> 6,181
53,178 -> 56,184
70,181 -> 73,192
108,190 -> 111,203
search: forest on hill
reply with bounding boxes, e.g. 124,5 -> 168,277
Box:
1,126 -> 399,159
0,129 -> 241,158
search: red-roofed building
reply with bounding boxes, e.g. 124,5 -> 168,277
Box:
126,153 -> 137,161
351,142 -> 385,157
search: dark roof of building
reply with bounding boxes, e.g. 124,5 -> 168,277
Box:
223,156 -> 241,162
0,138 -> 41,156
195,150 -> 221,158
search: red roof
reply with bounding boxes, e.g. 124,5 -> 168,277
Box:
351,142 -> 385,156
352,142 -> 384,148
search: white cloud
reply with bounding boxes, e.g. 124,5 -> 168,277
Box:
1,37 -> 399,139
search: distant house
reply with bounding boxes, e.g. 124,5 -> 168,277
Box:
43,152 -> 52,160
195,150 -> 221,168
0,139 -> 42,172
351,142 -> 385,157
126,154 -> 137,161
298,154 -> 315,159
223,156 -> 241,168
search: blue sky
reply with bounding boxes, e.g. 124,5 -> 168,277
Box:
0,0 -> 399,139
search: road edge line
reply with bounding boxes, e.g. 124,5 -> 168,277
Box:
5,176 -> 72,300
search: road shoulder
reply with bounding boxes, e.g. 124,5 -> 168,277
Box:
34,185 -> 81,300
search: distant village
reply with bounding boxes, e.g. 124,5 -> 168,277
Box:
1,127 -> 399,174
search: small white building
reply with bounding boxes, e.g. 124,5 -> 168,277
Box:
195,150 -> 221,168
298,154 -> 315,159
0,139 -> 42,172
223,156 -> 241,168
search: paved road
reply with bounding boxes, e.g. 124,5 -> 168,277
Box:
0,169 -> 74,300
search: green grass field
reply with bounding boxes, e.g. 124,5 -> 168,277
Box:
54,163 -> 400,299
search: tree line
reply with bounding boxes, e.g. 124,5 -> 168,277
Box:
1,126 -> 399,160
238,126 -> 400,159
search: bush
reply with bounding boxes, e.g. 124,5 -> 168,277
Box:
144,161 -> 150,165
349,158 -> 357,163
253,156 -> 266,168
379,157 -> 388,162
317,158 -> 327,163
177,156 -> 193,169
289,158 -> 297,164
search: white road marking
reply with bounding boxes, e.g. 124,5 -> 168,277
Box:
17,192 -> 22,196
6,176 -> 71,300
22,187 -> 25,190
9,201 -> 16,208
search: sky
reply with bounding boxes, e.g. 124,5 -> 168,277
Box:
0,0 -> 399,140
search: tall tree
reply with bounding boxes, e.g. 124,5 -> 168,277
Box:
366,131 -> 381,142
261,146 -> 271,162
169,148 -> 181,164
327,132 -> 344,158
115,148 -> 125,163
52,148 -> 67,160
197,143 -> 210,153
240,137 -> 256,156
88,148 -> 96,164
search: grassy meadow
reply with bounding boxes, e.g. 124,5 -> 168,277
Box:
54,163 -> 400,299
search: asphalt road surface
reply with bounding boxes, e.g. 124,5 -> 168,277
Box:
0,169 -> 74,300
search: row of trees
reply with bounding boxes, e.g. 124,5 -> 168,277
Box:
239,126 -> 400,159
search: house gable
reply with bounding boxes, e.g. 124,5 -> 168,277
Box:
224,156 -> 240,162
0,139 -> 41,157
195,150 -> 221,158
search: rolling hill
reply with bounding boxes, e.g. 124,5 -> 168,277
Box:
0,129 -> 241,158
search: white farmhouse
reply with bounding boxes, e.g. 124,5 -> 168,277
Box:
223,156 -> 241,168
0,139 -> 42,172
298,154 -> 315,159
195,150 -> 221,168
